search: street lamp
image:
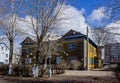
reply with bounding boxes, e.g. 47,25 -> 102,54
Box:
26,55 -> 29,64
30,53 -> 32,55
64,52 -> 68,56
66,53 -> 68,56
64,52 -> 68,64
27,55 -> 29,58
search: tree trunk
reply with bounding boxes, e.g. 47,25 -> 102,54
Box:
8,39 -> 13,75
32,64 -> 39,78
44,57 -> 47,69
33,40 -> 41,78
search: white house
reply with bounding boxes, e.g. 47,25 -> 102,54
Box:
12,54 -> 20,64
0,43 -> 9,64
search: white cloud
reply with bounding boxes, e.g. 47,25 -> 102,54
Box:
16,15 -> 37,37
17,5 -> 88,37
55,5 -> 88,34
0,5 -> 93,54
88,7 -> 107,22
106,21 -> 120,43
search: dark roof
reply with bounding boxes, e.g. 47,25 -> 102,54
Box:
20,37 -> 36,45
62,29 -> 84,38
0,43 -> 9,49
61,29 -> 97,48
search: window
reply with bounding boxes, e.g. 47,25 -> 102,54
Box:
27,48 -> 32,53
56,57 -> 61,64
25,40 -> 33,45
26,58 -> 32,64
57,45 -> 62,51
68,43 -> 76,50
5,59 -> 8,63
67,57 -> 76,64
1,47 -> 4,50
90,58 -> 94,64
27,40 -> 32,44
6,54 -> 8,58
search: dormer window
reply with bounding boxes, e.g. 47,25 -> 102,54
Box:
73,31 -> 76,35
68,43 -> 76,50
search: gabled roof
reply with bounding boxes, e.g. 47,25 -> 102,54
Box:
20,37 -> 36,45
0,43 -> 9,49
62,29 -> 84,38
61,29 -> 97,48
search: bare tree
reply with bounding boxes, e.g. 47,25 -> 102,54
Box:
104,0 -> 120,36
21,0 -> 66,77
0,0 -> 23,75
37,33 -> 63,77
91,26 -> 115,68
105,0 -> 120,21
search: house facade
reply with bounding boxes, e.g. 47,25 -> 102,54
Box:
60,30 -> 98,69
0,43 -> 9,64
21,30 -> 98,69
104,43 -> 120,65
20,37 -> 37,65
20,37 -> 60,65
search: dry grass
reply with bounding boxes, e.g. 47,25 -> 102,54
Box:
0,74 -> 119,83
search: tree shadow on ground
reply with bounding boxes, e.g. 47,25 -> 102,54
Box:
114,70 -> 120,83
1,78 -> 89,83
0,75 -> 119,83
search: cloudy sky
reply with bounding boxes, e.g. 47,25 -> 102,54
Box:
0,0 -> 120,54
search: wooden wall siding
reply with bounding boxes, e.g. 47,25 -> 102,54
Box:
21,37 -> 37,64
62,39 -> 84,61
83,40 -> 98,69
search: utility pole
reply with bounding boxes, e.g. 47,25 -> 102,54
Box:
86,26 -> 89,71
83,13 -> 89,71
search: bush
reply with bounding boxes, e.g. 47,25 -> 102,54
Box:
115,64 -> 120,72
13,65 -> 20,76
13,65 -> 32,77
0,62 -> 67,77
21,65 -> 30,77
0,64 -> 9,75
39,65 -> 47,77
68,60 -> 83,70
56,60 -> 67,74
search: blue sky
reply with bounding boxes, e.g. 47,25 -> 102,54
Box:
64,0 -> 108,27
69,0 -> 104,16
0,0 -> 108,40
0,0 -> 120,51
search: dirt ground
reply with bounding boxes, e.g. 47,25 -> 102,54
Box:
0,70 -> 119,83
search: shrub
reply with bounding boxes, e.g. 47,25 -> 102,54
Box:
39,65 -> 47,77
13,65 -> 32,77
0,64 -> 9,75
68,60 -> 83,70
115,64 -> 120,72
13,65 -> 20,76
21,65 -> 30,77
56,60 -> 67,74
